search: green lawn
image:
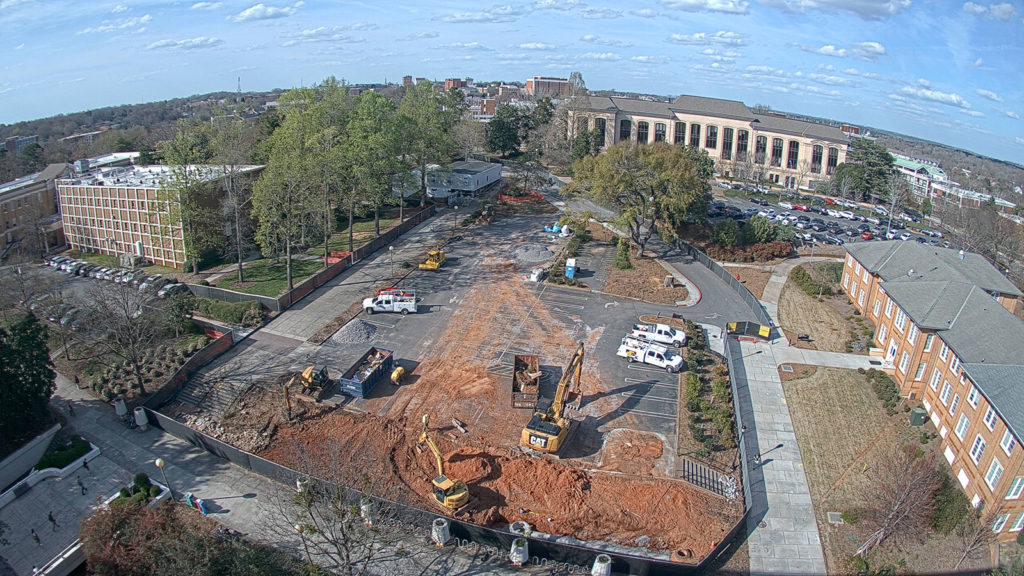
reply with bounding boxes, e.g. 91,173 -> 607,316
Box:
305,235 -> 375,256
213,258 -> 326,297
66,250 -> 119,267
340,217 -> 398,236
304,217 -> 400,256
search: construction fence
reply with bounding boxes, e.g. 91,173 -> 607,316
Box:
142,402 -> 736,575
185,206 -> 436,313
143,332 -> 235,410
672,239 -> 774,328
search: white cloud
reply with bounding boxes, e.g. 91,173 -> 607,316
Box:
819,63 -> 836,71
14,42 -> 24,50
77,14 -> 152,35
533,0 -> 583,9
1006,111 -> 1020,119
669,31 -> 744,46
146,36 -> 223,50
112,4 -> 128,13
581,7 -> 621,18
190,1 -> 223,10
961,109 -> 985,117
899,86 -> 971,108
963,1 -> 1016,19
745,65 -> 779,73
851,41 -> 886,60
631,55 -> 669,63
808,73 -> 852,86
630,8 -> 658,17
398,31 -> 439,41
1016,137 -> 1024,145
438,5 -> 529,23
439,41 -> 491,50
917,78 -> 931,87
843,67 -> 878,78
280,27 -> 366,46
517,42 -> 555,50
815,44 -> 847,57
580,51 -> 622,60
758,0 -> 909,20
976,89 -> 1003,102
231,2 -> 303,23
580,34 -> 632,47
972,57 -> 984,67
661,0 -> 749,13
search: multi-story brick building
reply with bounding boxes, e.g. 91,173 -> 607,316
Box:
0,163 -> 72,256
524,76 -> 569,98
842,241 -> 1024,538
571,94 -> 850,190
56,163 -> 262,269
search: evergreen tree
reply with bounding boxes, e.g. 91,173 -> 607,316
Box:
486,105 -> 523,156
0,312 -> 55,451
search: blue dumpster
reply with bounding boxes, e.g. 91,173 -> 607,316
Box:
565,258 -> 577,279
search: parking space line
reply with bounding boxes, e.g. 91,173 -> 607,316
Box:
607,407 -> 677,420
626,364 -> 676,375
619,391 -> 678,402
542,300 -> 585,310
624,378 -> 677,389
362,318 -> 399,329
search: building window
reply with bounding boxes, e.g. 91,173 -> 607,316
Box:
895,309 -> 907,332
899,352 -> 910,374
755,136 -> 767,164
654,122 -> 666,142
885,298 -> 894,317
913,362 -> 926,381
940,342 -> 949,361
850,285 -> 857,299
843,273 -> 850,289
689,124 -> 702,148
872,300 -> 881,317
636,121 -> 649,144
987,459 -> 1005,490
736,130 -> 749,161
770,138 -> 784,167
940,381 -> 952,405
994,513 -> 1011,532
594,118 -> 606,148
721,128 -> 733,160
924,333 -> 934,352
858,291 -> 865,306
827,147 -> 839,175
908,325 -> 919,345
956,414 -> 970,440
673,122 -> 686,144
1011,513 -> 1024,532
985,407 -> 998,431
968,386 -> 979,408
787,140 -> 799,169
619,119 -> 632,142
811,145 -> 823,174
970,435 -> 987,464
862,269 -> 869,282
877,324 -> 888,346
705,125 -> 718,149
1007,477 -> 1024,499
1001,431 -> 1016,456
949,393 -> 960,415
950,355 -> 960,374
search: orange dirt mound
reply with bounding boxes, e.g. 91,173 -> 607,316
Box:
597,429 -> 666,476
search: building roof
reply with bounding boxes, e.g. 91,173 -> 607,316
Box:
669,94 -> 756,121
586,96 -> 677,119
450,160 -> 500,175
847,240 -> 1022,298
58,164 -> 263,189
34,163 -> 70,183
962,363 -> 1024,440
751,113 -> 850,144
894,155 -> 947,181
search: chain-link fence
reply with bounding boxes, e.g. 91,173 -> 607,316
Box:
673,239 -> 774,327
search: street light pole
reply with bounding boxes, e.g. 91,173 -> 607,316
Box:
388,246 -> 394,276
154,458 -> 174,501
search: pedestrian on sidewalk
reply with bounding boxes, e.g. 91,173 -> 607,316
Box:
76,475 -> 86,495
82,458 -> 90,472
67,402 -> 75,417
74,375 -> 80,389
753,452 -> 761,467
30,529 -> 40,545
48,511 -> 60,530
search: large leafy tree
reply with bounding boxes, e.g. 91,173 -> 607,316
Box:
845,137 -> 894,202
0,311 -> 55,452
345,92 -> 401,237
566,142 -> 713,256
398,82 -> 459,211
161,120 -> 219,274
305,77 -> 353,264
208,116 -> 259,282
486,104 -> 524,157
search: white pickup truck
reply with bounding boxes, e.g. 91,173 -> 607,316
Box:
616,336 -> 685,373
362,291 -> 418,315
630,323 -> 686,348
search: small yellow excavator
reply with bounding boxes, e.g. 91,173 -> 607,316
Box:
419,248 -> 446,270
520,342 -> 584,453
418,415 -> 470,510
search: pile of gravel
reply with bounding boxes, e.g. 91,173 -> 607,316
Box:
331,319 -> 377,344
512,244 -> 557,263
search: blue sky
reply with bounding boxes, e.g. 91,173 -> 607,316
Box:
1,0 -> 1022,163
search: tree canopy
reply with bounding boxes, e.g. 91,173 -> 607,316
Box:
845,137 -> 895,201
0,311 -> 55,454
487,104 -> 524,156
566,142 -> 713,256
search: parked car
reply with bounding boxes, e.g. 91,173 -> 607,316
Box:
865,216 -> 881,225
899,232 -> 912,241
874,205 -> 889,216
860,230 -> 874,240
716,182 -> 732,189
157,282 -> 189,299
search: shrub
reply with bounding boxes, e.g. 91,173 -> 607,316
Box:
684,373 -> 702,407
712,377 -> 731,403
195,298 -> 265,327
931,470 -> 972,534
791,265 -> 832,297
613,240 -> 633,270
866,369 -> 900,414
35,435 -> 91,470
148,485 -> 161,498
702,437 -> 716,452
840,510 -> 861,525
134,473 -> 152,491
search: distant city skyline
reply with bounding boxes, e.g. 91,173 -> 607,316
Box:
1,0 -> 1021,164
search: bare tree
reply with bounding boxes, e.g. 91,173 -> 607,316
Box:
855,444 -> 941,557
952,504 -> 1001,570
451,111 -> 485,161
837,175 -> 856,202
884,174 -> 908,236
82,281 -> 166,393
794,160 -> 813,193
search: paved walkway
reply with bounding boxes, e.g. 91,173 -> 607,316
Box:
732,338 -> 827,575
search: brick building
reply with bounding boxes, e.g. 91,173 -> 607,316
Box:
56,163 -> 262,269
842,240 -> 1024,538
0,163 -> 72,256
524,76 -> 569,97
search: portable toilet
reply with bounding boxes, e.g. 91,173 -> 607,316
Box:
565,258 -> 577,279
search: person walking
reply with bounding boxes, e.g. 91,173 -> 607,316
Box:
73,375 -> 80,389
753,452 -> 761,467
67,402 -> 75,417
76,475 -> 86,495
82,458 -> 90,472
48,511 -> 60,530
30,529 -> 40,545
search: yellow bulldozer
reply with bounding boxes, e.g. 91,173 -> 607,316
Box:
418,248 -> 446,270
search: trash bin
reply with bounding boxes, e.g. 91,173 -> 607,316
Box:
909,407 -> 927,427
565,258 -> 577,279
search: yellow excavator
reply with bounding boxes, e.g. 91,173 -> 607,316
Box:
520,342 -> 584,453
418,248 -> 446,270
418,415 -> 470,510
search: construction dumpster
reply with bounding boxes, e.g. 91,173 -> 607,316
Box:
338,347 -> 394,398
509,354 -> 541,409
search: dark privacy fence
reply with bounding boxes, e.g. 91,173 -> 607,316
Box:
672,238 -> 774,328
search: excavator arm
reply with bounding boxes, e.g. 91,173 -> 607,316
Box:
549,343 -> 585,419
419,431 -> 446,478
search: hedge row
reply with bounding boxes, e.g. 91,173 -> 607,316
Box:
791,265 -> 834,297
195,298 -> 264,326
705,241 -> 793,263
35,435 -> 91,470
